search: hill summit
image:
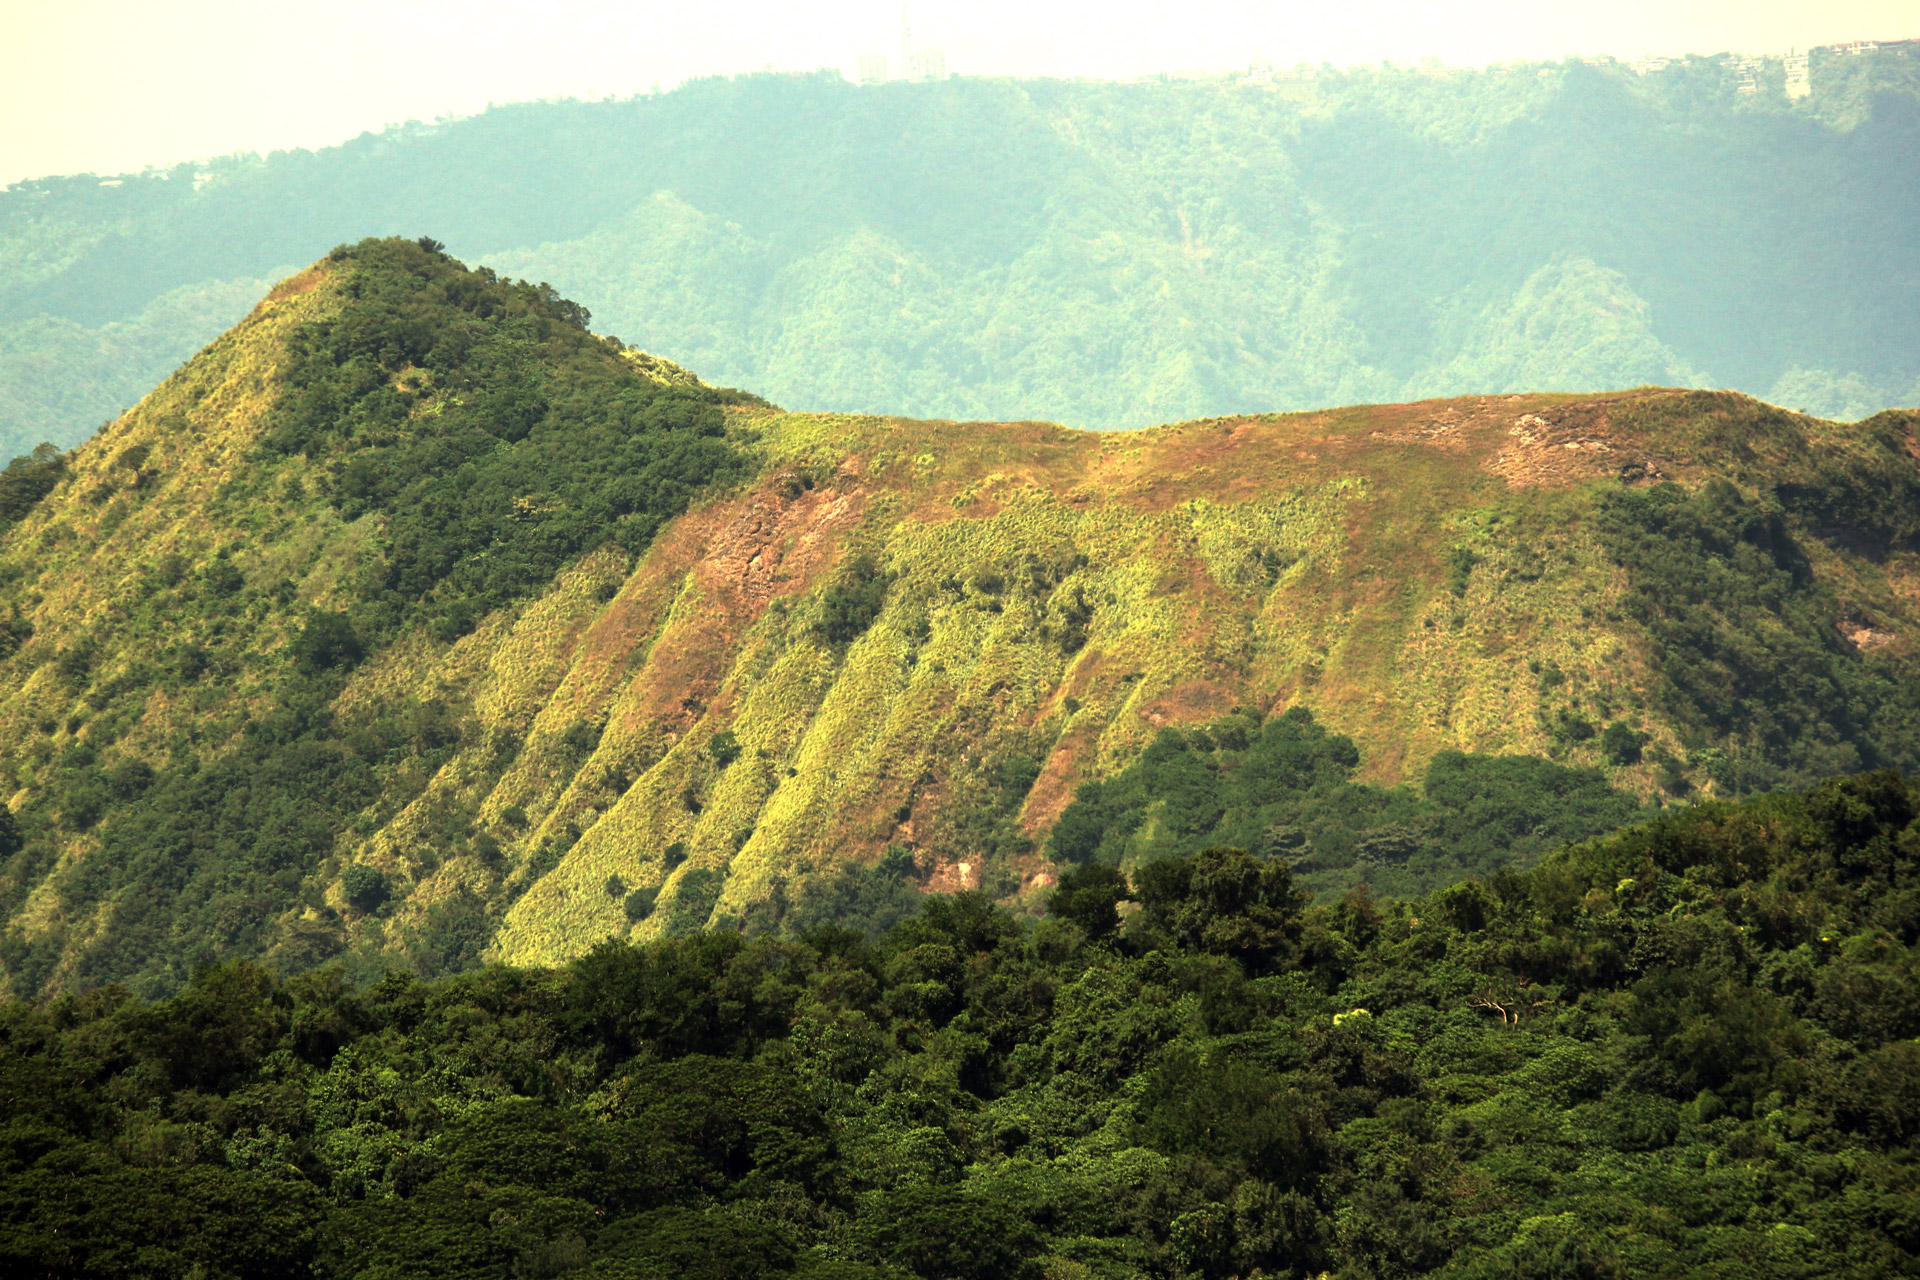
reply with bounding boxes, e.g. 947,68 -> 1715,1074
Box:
1,240 -> 1917,998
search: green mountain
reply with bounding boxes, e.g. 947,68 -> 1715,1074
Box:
5,46 -> 1920,459
1,241 -> 1917,1003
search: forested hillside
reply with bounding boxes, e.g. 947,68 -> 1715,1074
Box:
0,242 -> 1916,1005
4,45 -> 1919,457
5,772 -> 1920,1278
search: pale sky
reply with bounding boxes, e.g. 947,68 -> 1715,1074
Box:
3,0 -> 1914,185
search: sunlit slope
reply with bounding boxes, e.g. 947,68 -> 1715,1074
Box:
1,243 -> 1917,990
484,391 -> 1920,964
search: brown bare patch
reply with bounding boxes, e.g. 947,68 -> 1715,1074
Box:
1844,623 -> 1897,651
599,468 -> 871,738
1484,405 -> 1668,489
266,268 -> 324,301
1023,717 -> 1104,834
925,858 -> 981,892
1366,402 -> 1476,450
1140,678 -> 1237,728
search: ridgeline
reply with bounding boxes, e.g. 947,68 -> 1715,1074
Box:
0,242 -> 1915,1003
4,50 -> 1920,460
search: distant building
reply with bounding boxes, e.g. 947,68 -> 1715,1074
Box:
857,53 -> 888,86
905,48 -> 946,82
1630,55 -> 1672,76
1784,52 -> 1811,99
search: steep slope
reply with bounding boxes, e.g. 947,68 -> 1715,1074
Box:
0,239 -> 756,996
5,47 -> 1920,456
1,246 -> 1918,998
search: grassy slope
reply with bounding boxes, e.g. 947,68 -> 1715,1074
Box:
1,253 -> 1915,985
486,391 -> 1920,964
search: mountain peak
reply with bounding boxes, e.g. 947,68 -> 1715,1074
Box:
0,247 -> 1916,997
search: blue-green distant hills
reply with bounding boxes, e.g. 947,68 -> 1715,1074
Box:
4,48 -> 1918,456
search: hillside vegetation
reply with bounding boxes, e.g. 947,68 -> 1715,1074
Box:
5,772 -> 1920,1278
0,243 -> 1917,1002
4,47 -> 1920,457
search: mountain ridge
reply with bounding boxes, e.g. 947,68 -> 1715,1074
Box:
5,50 -> 1920,457
1,241 -> 1917,997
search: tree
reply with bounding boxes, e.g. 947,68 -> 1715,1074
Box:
1132,847 -> 1301,972
1046,863 -> 1130,941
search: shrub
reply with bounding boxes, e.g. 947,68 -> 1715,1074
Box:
813,554 -> 893,644
342,864 -> 391,912
706,730 -> 741,769
291,610 -> 364,673
1602,721 -> 1646,765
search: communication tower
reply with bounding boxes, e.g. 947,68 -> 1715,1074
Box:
895,5 -> 946,82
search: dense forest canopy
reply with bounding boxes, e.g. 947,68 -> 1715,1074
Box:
4,771 -> 1919,1278
4,46 -> 1919,456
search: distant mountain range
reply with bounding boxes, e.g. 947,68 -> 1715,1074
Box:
3,48 -> 1918,460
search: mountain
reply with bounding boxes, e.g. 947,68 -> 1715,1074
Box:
0,240 -> 1916,1001
5,47 -> 1920,459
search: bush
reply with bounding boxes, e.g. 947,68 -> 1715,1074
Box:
813,554 -> 893,645
706,730 -> 742,769
1602,721 -> 1646,765
342,864 -> 391,912
291,610 -> 364,673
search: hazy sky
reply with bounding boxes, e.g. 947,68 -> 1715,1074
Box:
4,0 -> 1913,185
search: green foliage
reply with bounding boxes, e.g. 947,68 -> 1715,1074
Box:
813,554 -> 894,646
1131,847 -> 1302,973
6,772 -> 1920,1277
290,608 -> 364,673
705,729 -> 742,769
1045,863 -> 1130,942
783,846 -> 922,939
1050,706 -> 1646,899
1598,477 -> 1920,791
263,237 -> 754,641
1601,720 -> 1645,765
0,443 -> 64,531
341,863 -> 390,913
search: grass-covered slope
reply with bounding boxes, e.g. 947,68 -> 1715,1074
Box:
5,46 -> 1920,457
1,246 -> 1917,999
478,388 -> 1919,969
5,771 -> 1920,1278
0,239 -> 754,998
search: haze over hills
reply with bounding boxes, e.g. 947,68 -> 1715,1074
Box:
4,45 -> 1920,461
1,240 -> 1916,1002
